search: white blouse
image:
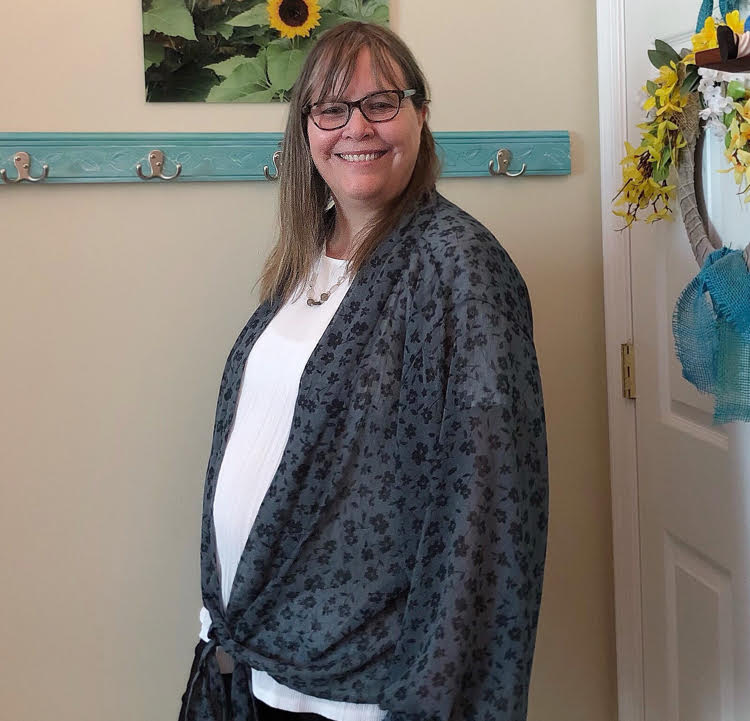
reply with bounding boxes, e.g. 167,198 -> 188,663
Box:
199,253 -> 387,721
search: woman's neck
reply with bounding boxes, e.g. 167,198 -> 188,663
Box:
326,206 -> 377,260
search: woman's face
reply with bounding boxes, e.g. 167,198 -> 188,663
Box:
306,47 -> 426,215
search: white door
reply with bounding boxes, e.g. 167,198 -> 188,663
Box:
618,2 -> 750,720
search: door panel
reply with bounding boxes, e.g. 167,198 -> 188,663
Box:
623,2 -> 749,719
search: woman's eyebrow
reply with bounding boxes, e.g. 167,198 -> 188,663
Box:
317,88 -> 393,102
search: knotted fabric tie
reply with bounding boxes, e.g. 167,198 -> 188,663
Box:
179,634 -> 257,721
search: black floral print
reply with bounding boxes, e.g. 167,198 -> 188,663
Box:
178,189 -> 548,721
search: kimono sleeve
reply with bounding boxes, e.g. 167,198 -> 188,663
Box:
382,290 -> 548,721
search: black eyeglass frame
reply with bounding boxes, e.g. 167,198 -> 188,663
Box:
302,89 -> 421,130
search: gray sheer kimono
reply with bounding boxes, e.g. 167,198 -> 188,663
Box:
179,188 -> 548,721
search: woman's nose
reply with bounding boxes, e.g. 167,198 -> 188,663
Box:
343,107 -> 375,138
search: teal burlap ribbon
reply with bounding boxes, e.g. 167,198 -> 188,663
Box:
673,247 -> 750,423
696,0 -> 740,31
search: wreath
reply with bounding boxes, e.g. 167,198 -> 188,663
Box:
615,9 -> 750,424
613,10 -> 750,269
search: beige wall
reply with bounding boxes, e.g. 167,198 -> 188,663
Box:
1,1 -> 616,719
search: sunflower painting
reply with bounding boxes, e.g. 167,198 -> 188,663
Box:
142,0 -> 389,102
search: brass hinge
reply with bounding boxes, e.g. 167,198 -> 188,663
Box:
621,342 -> 636,399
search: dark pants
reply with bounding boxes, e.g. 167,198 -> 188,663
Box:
221,673 -> 330,721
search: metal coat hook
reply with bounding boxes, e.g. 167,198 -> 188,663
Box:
136,149 -> 182,180
0,151 -> 49,183
263,150 -> 282,181
488,148 -> 527,177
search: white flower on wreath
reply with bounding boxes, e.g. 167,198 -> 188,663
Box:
696,67 -> 743,136
697,67 -> 721,87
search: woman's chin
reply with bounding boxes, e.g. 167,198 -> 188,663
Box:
335,185 -> 390,207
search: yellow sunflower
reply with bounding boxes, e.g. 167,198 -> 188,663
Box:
268,0 -> 321,39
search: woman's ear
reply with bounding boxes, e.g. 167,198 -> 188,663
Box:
417,103 -> 427,130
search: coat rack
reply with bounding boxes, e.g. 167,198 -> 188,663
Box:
0,131 -> 570,185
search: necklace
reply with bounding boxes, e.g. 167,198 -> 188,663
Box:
306,252 -> 350,306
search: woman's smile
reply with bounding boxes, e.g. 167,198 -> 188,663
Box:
335,150 -> 389,163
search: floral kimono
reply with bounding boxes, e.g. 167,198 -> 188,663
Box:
179,188 -> 548,721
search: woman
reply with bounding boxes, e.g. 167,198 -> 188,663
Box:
179,21 -> 548,721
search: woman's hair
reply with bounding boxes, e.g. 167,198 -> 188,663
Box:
256,21 -> 441,305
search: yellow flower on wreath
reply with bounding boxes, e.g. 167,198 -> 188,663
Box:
268,0 -> 321,39
721,102 -> 750,192
641,61 -> 689,116
725,10 -> 745,35
692,16 -> 717,52
691,11 -> 745,53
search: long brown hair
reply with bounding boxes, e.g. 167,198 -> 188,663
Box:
256,21 -> 441,305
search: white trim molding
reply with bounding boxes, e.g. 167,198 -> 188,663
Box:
596,0 -> 645,720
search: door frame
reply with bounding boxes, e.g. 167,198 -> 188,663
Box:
596,0 -> 645,719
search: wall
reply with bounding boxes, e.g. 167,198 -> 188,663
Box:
0,1 -> 616,719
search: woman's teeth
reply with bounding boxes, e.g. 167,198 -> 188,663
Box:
338,151 -> 386,162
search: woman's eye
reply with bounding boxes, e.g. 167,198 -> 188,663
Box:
367,101 -> 397,112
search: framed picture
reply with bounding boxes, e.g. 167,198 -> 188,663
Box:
142,0 -> 389,102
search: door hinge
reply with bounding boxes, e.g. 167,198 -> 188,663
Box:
621,342 -> 636,399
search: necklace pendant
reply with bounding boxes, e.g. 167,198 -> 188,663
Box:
320,292 -> 329,302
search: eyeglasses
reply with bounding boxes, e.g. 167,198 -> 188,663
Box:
303,89 -> 419,130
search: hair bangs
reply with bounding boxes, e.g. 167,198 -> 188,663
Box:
368,41 -> 406,90
306,41 -> 360,105
307,35 -> 406,107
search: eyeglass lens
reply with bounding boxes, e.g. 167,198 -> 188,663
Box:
311,92 -> 401,129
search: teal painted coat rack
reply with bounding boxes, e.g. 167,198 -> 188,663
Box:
0,131 -> 570,185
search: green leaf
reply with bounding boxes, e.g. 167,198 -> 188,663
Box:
142,0 -> 197,41
361,0 -> 388,14
646,80 -> 657,95
681,69 -> 699,93
205,55 -> 261,79
723,109 -> 737,125
337,0 -> 387,21
316,11 -> 351,31
205,62 -> 270,102
266,36 -> 293,50
266,44 -> 306,92
647,49 -> 671,69
337,0 -> 361,16
147,64 -> 217,101
654,39 -> 680,63
228,26 -> 271,45
727,80 -> 747,100
653,164 -> 669,182
363,5 -> 388,23
725,131 -> 732,149
318,0 -> 337,7
228,4 -> 269,27
265,35 -> 314,54
233,88 -> 277,103
203,21 -> 235,39
144,38 -> 165,70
